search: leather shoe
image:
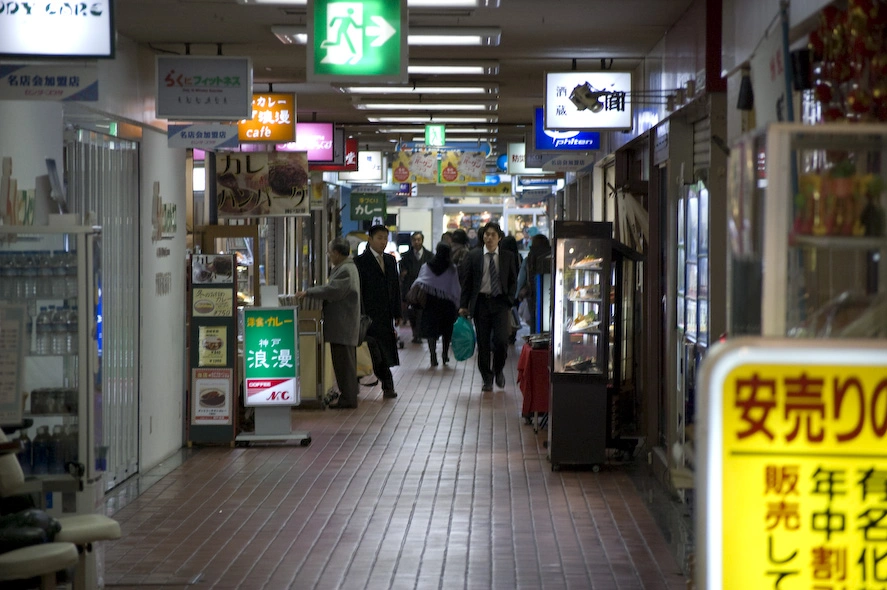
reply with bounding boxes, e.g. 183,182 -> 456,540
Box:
495,371 -> 505,388
481,382 -> 493,393
383,390 -> 398,399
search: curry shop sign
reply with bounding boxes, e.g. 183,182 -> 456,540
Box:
697,339 -> 887,590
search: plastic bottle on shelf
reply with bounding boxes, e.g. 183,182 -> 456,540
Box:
50,425 -> 66,474
50,306 -> 68,355
12,253 -> 26,298
37,252 -> 54,298
63,425 -> 79,468
65,306 -> 79,354
51,251 -> 67,297
21,252 -> 38,298
0,254 -> 13,299
63,251 -> 78,299
32,425 -> 51,475
35,306 -> 52,355
17,430 -> 32,476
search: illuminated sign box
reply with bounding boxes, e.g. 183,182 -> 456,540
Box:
276,122 -> 335,161
0,2 -> 115,59
243,307 -> 300,407
156,56 -> 253,121
544,71 -> 633,131
238,93 -> 296,143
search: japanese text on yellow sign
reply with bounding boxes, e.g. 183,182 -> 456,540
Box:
722,361 -> 887,590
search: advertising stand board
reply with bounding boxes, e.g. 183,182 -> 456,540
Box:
697,338 -> 887,590
235,305 -> 310,446
188,254 -> 238,445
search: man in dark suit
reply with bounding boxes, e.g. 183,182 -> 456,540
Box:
354,225 -> 402,399
458,222 -> 517,392
398,231 -> 433,344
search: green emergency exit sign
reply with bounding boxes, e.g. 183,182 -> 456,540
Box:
308,0 -> 408,82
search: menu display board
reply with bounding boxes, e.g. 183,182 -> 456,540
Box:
243,307 -> 300,407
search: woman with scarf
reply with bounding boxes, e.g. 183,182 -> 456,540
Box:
413,242 -> 462,367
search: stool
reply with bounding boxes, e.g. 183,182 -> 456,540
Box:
55,514 -> 121,590
0,541 -> 79,589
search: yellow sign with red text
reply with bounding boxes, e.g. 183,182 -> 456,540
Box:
699,339 -> 887,590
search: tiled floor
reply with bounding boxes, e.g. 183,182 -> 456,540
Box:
100,329 -> 692,590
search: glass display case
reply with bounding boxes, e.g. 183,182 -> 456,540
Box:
0,225 -> 103,514
548,221 -> 612,470
728,123 -> 887,338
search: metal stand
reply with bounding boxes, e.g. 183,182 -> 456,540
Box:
235,407 -> 311,446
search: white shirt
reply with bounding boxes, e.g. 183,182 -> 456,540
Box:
481,247 -> 499,294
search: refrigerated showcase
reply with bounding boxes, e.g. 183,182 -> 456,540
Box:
547,221 -> 641,470
0,225 -> 104,514
727,123 -> 887,339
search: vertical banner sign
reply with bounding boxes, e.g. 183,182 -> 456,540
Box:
243,307 -> 300,407
698,339 -> 887,590
308,0 -> 408,83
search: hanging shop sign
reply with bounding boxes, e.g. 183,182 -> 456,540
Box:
308,0 -> 408,83
168,123 -> 240,150
0,65 -> 98,101
437,150 -> 487,185
533,107 -> 600,152
391,149 -> 437,184
276,122 -> 334,161
237,93 -> 296,143
312,137 -> 359,172
155,56 -> 253,121
439,183 -> 511,198
243,307 -> 300,407
215,152 -> 309,217
507,143 -> 545,175
350,192 -> 386,220
339,151 -> 385,182
544,71 -> 633,131
698,338 -> 887,590
0,1 -> 114,59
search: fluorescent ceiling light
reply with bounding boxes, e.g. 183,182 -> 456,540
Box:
271,26 -> 307,45
411,137 -> 496,143
408,61 -> 499,75
340,84 -> 497,95
353,99 -> 498,111
379,127 -> 498,134
272,26 -> 499,47
367,115 -> 498,123
408,27 -> 500,46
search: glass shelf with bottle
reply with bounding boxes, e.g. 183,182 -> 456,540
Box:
553,237 -> 609,375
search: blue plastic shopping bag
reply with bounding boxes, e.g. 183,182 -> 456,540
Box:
452,316 -> 476,361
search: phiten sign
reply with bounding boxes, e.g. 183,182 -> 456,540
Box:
697,338 -> 887,590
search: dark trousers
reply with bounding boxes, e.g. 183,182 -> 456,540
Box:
365,335 -> 395,392
329,343 -> 359,407
473,294 -> 510,384
405,304 -> 423,339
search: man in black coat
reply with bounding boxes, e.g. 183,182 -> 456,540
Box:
398,231 -> 433,344
458,222 -> 518,392
354,225 -> 402,398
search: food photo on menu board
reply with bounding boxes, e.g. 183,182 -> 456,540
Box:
191,368 -> 232,424
197,325 -> 227,367
192,254 -> 234,285
192,287 -> 234,317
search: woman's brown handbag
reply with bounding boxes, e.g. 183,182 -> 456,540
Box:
406,283 -> 427,309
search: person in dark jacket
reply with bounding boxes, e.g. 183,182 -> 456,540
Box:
458,222 -> 518,392
398,231 -> 433,343
499,234 -> 523,343
354,225 -> 402,399
296,237 -> 361,409
516,233 -> 551,333
413,242 -> 462,367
